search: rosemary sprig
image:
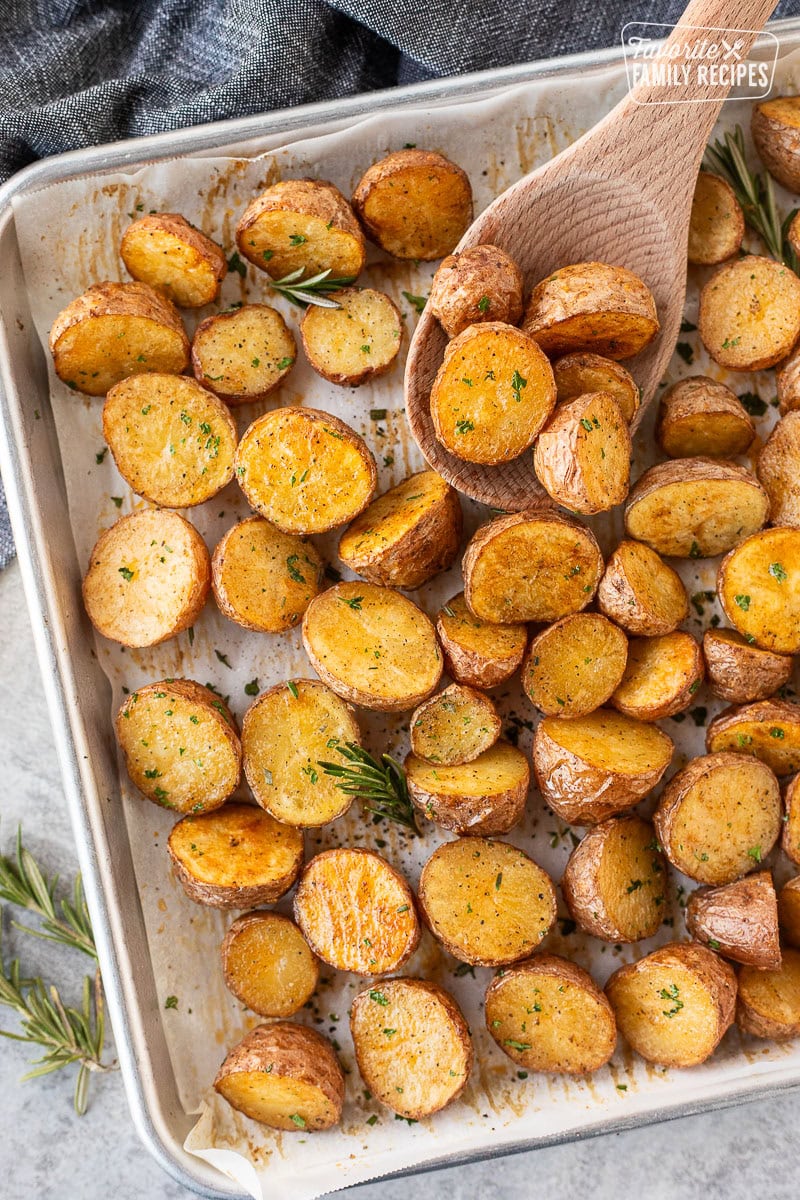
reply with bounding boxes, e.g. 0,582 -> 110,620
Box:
267,268 -> 356,308
318,742 -> 419,834
0,828 -> 97,959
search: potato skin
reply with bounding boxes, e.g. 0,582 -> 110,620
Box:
778,875 -> 800,946
736,949 -> 800,1040
706,700 -> 800,776
428,244 -> 523,337
784,775 -> 800,866
777,347 -> 800,414
699,254 -> 800,371
657,376 -> 754,459
236,178 -> 366,278
597,539 -> 688,636
120,213 -> 227,308
686,872 -> 781,970
533,391 -> 631,514
702,628 -> 792,705
552,352 -> 640,423
757,411 -> 800,528
406,741 -> 529,836
751,96 -> 800,192
687,172 -> 745,266
212,517 -> 323,634
435,592 -> 527,689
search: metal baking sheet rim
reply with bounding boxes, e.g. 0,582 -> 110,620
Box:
2,21 -> 800,1198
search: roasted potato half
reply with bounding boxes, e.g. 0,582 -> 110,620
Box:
699,255 -> 800,371
611,631 -> 704,722
410,684 -> 501,766
191,304 -> 296,405
686,872 -> 781,970
656,376 -> 754,459
522,612 -> 628,718
236,178 -> 366,279
533,390 -> 631,514
737,950 -> 800,1040
212,517 -> 323,633
597,539 -> 688,636
406,740 -> 529,836
301,287 -> 402,386
757,412 -> 800,528
687,172 -> 745,265
777,347 -> 800,414
706,700 -> 800,776
717,527 -> 800,654
221,912 -> 319,1018
436,592 -> 527,689
120,213 -> 227,308
702,628 -> 793,705
428,244 -> 524,338
552,352 -> 640,423
778,876 -> 800,946
784,775 -> 800,866
751,95 -> 800,191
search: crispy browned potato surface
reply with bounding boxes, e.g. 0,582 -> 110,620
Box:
657,376 -> 754,458
212,518 -> 323,633
191,304 -> 296,404
611,631 -> 703,722
436,592 -> 527,689
784,775 -> 800,866
221,912 -> 319,1017
410,684 -> 501,766
686,872 -> 781,970
406,740 -> 529,836
687,172 -> 744,265
717,527 -> 800,654
120,213 -> 227,307
236,178 -> 366,279
429,244 -> 524,338
702,628 -> 792,705
699,255 -> 800,371
737,949 -> 800,1040
752,96 -> 800,191
597,539 -> 688,636
778,875 -> 800,946
522,613 -> 628,718
552,352 -> 640,423
706,700 -> 800,776
533,391 -> 631,514
757,411 -> 800,528
301,287 -> 402,386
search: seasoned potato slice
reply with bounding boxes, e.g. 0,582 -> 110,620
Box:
778,876 -> 800,946
597,539 -> 688,636
214,1022 -> 343,1132
717,527 -> 800,653
436,592 -> 527,689
406,741 -> 529,836
429,322 -> 556,465
757,412 -> 800,527
428,244 -> 524,338
168,803 -> 304,908
212,517 -> 323,633
702,628 -> 792,704
301,287 -> 401,385
485,955 -> 616,1075
777,346 -> 800,414
784,775 -> 800,866
552,352 -> 640,423
116,680 -> 240,814
338,470 -> 462,589
293,848 -> 419,974
654,752 -> 781,885
737,950 -> 800,1040
624,458 -> 768,558
657,376 -> 754,459
236,178 -> 366,279
699,255 -> 800,371
561,814 -> 667,942
687,172 -> 745,265
606,942 -> 736,1067
706,700 -> 800,776
103,374 -> 237,507
533,710 -> 673,825
751,96 -> 800,191
463,508 -> 603,624
120,213 -> 226,308
533,391 -> 631,513
242,679 -> 360,826
352,149 -> 473,260
686,872 -> 781,970
410,684 -> 501,766
611,631 -> 703,722
419,837 -> 555,964
191,304 -> 296,404
236,408 -> 376,535
221,912 -> 319,1018
522,262 -> 659,360
350,979 -> 472,1118
83,509 -> 210,647
522,613 -> 628,718
49,281 -> 189,396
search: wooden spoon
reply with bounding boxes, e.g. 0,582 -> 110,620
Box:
405,0 -> 780,509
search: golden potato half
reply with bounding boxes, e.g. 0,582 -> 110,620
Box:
757,411 -> 800,528
699,255 -> 800,371
406,741 -> 529,836
301,287 -> 402,386
752,95 -> 800,191
120,213 -> 227,308
436,592 -> 527,689
552,352 -> 640,423
737,950 -> 800,1040
706,700 -> 800,776
597,539 -> 688,636
533,390 -> 631,514
522,612 -> 628,718
784,776 -> 800,866
687,172 -> 744,266
221,912 -> 319,1018
212,517 -> 323,633
410,684 -> 501,766
657,376 -> 754,459
778,876 -> 800,945
191,304 -> 296,404
611,631 -> 704,723
428,244 -> 524,338
236,178 -> 366,279
717,527 -> 800,654
702,628 -> 793,705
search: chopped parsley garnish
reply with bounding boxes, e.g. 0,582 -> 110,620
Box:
734,593 -> 751,611
402,290 -> 427,314
339,595 -> 363,611
511,369 -> 527,403
455,418 -> 475,434
769,562 -> 788,583
164,995 -> 178,1010
118,566 -> 134,582
227,251 -> 246,277
244,678 -> 259,696
478,295 -> 490,313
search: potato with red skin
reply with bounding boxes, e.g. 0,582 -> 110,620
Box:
435,593 -> 527,689
657,376 -> 754,458
597,540 -> 688,636
686,872 -> 781,969
702,628 -> 792,705
428,244 -> 523,337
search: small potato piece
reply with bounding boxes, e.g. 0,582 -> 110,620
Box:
485,955 -> 616,1075
657,376 -> 754,459
410,684 -> 501,766
702,628 -> 792,704
301,287 -> 401,386
214,1022 -> 343,1132
83,509 -> 210,647
338,470 -> 462,589
611,631 -> 704,723
777,346 -> 800,414
533,391 -> 631,513
430,322 -> 556,465
698,255 -> 800,371
706,700 -> 800,777
236,408 -> 376,535
351,979 -> 472,1118
654,752 -> 782,885
103,374 -> 237,508
436,592 -> 526,689
120,213 -> 226,308
522,262 -> 659,360
751,96 -> 800,192
463,508 -> 603,624
221,913 -> 319,1018
687,172 -> 745,265
597,539 -> 688,636
428,244 -> 523,338
717,527 -> 800,653
418,837 -> 555,965
737,949 -> 800,1040
686,872 -> 781,970
561,814 -> 667,942
302,582 -> 442,711
352,149 -> 473,260
236,178 -> 366,279
116,680 -> 240,813
533,710 -> 673,825
168,803 -> 304,908
552,352 -> 640,423
49,281 -> 189,396
784,776 -> 800,866
293,848 -> 419,975
778,876 -> 800,946
522,613 -> 628,718
624,458 -> 768,558
757,412 -> 800,527
212,517 -> 323,633
242,679 -> 360,826
192,304 -> 296,404
606,942 -> 736,1067
406,741 -> 529,836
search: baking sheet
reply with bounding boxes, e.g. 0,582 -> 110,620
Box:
9,40 -> 800,1200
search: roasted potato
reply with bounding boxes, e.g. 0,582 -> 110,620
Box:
406,740 -> 529,836
687,172 -> 745,265
485,955 -> 616,1075
654,752 -> 782,885
698,255 -> 800,371
242,679 -> 360,826
168,803 -> 304,908
702,628 -> 792,705
656,376 -> 754,459
428,244 -> 524,338
116,679 -> 240,813
49,281 -> 189,396
212,517 -> 323,633
686,872 -> 781,970
717,527 -> 800,654
597,539 -> 689,636
338,470 -> 462,590
214,1022 -> 344,1132
236,178 -> 366,279
221,912 -> 319,1017
778,876 -> 800,946
611,631 -> 704,723
522,612 -> 628,718
83,509 -> 210,647
435,592 -> 527,689
751,96 -> 800,191
410,684 -> 501,766
235,407 -> 376,535
191,304 -> 296,404
522,262 -> 659,360
606,942 -> 736,1067
301,287 -> 402,386
418,837 -> 555,965
293,848 -> 419,975
352,149 -> 473,260
463,507 -> 603,624
533,709 -> 673,825
784,775 -> 800,866
120,213 -> 226,308
552,352 -> 640,423
736,949 -> 800,1040
706,700 -> 800,776
624,458 -> 768,558
429,322 -> 556,465
561,814 -> 667,942
302,581 -> 442,711
533,390 -> 631,513
350,978 -> 472,1118
777,346 -> 800,414
757,412 -> 800,527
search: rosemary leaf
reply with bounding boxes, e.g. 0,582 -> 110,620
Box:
318,743 -> 419,833
266,268 -> 357,309
0,829 -> 97,960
